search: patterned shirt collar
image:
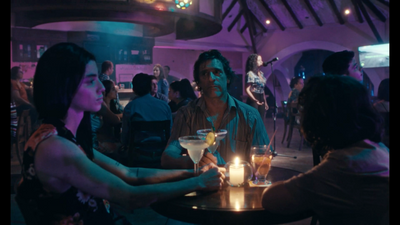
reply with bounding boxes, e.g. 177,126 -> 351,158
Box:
196,94 -> 238,112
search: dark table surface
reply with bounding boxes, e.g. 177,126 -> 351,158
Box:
151,166 -> 314,225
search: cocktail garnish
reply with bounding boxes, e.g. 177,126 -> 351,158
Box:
205,131 -> 216,146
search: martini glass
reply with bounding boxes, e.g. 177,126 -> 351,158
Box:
197,129 -> 228,154
178,135 -> 210,176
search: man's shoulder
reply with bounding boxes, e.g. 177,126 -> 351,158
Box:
155,92 -> 169,102
231,96 -> 259,114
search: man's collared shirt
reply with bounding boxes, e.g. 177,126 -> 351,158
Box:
154,92 -> 169,102
164,94 -> 272,165
121,93 -> 172,146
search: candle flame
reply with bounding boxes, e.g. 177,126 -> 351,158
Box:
235,157 -> 239,166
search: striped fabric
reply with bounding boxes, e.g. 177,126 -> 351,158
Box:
165,95 -> 272,165
11,101 -> 18,139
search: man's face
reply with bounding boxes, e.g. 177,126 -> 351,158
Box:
151,79 -> 158,94
347,58 -> 363,81
17,68 -> 24,80
294,78 -> 304,91
198,59 -> 229,99
164,66 -> 169,76
108,63 -> 114,75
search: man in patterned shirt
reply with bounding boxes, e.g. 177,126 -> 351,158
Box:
99,60 -> 113,81
161,50 -> 274,169
99,60 -> 124,113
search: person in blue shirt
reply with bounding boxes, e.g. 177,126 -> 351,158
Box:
121,73 -> 172,146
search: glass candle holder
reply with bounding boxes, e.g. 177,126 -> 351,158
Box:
225,157 -> 253,187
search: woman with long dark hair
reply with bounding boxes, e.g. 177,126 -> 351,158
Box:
16,42 -> 224,225
168,79 -> 197,115
245,54 -> 269,117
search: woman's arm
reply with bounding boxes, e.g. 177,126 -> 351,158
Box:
245,84 -> 262,105
11,89 -> 32,106
93,149 -> 194,185
263,92 -> 269,110
98,102 -> 121,125
34,136 -> 224,211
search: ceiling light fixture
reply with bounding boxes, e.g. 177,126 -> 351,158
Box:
175,0 -> 192,10
344,9 -> 350,15
265,20 -> 271,24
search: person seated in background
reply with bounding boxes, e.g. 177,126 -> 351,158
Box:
262,75 -> 389,225
168,78 -> 198,116
91,80 -> 123,160
99,60 -> 125,114
149,75 -> 169,102
373,78 -> 389,113
16,42 -> 224,225
121,73 -> 173,147
287,76 -> 304,104
10,66 -> 38,127
287,76 -> 304,124
373,78 -> 389,148
322,50 -> 363,82
153,63 -> 169,96
164,65 -> 180,84
161,49 -> 274,169
130,75 -> 169,103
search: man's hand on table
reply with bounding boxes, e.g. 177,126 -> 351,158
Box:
199,152 -> 217,167
197,163 -> 226,191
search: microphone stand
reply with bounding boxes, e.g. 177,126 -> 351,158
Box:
265,61 -> 297,160
265,61 -> 277,155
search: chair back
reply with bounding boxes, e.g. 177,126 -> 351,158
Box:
16,109 -> 32,168
14,179 -> 41,225
127,120 -> 171,168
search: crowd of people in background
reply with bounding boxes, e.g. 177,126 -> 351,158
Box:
11,43 -> 389,225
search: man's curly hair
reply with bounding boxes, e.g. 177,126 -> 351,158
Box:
193,49 -> 236,91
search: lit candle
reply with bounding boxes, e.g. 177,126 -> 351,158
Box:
230,157 -> 244,186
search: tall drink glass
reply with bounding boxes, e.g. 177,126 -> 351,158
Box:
250,145 -> 273,185
178,135 -> 209,176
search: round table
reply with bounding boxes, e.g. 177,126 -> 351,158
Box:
151,166 -> 314,225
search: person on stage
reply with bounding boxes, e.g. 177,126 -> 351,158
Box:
245,54 -> 269,118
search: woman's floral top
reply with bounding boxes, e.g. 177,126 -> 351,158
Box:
246,71 -> 266,94
17,122 -> 115,225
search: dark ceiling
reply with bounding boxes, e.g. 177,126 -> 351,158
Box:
221,0 -> 389,53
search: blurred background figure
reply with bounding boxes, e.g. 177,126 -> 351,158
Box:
164,65 -> 180,84
153,63 -> 169,96
373,78 -> 389,113
91,80 -> 123,161
150,75 -> 169,102
322,50 -> 363,82
287,77 -> 304,104
373,78 -> 389,148
168,79 -> 198,120
99,60 -> 114,81
10,66 -> 38,128
99,60 -> 124,114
